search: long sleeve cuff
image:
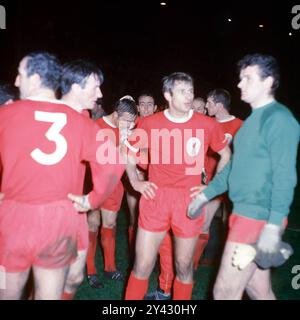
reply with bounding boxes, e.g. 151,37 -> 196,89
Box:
268,210 -> 286,226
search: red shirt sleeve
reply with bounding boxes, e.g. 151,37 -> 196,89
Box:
80,119 -> 125,209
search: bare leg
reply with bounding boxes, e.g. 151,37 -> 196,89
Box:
246,268 -> 275,300
33,265 -> 69,300
202,199 -> 222,234
63,249 -> 88,297
87,210 -> 101,232
133,227 -> 167,279
213,241 -> 258,300
101,208 -> 117,229
126,192 -> 139,228
0,269 -> 30,300
174,236 -> 198,283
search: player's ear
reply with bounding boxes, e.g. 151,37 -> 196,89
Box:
163,91 -> 172,103
31,73 -> 41,89
154,104 -> 158,112
4,99 -> 13,105
264,76 -> 274,93
71,83 -> 82,95
216,102 -> 223,110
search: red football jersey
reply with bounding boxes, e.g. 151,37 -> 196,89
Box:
0,99 -> 124,208
96,116 -> 120,146
205,116 -> 243,181
127,110 -> 226,189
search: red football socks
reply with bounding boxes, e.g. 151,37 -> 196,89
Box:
101,227 -> 116,272
125,272 -> 149,300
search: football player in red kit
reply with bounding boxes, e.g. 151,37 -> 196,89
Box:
59,59 -> 106,299
86,96 -> 138,285
144,94 -> 208,300
125,93 -> 158,256
192,89 -> 243,270
0,52 -> 124,300
123,72 -> 231,300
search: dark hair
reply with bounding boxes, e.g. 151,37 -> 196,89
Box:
207,89 -> 231,111
162,72 -> 193,94
138,92 -> 156,102
61,59 -> 104,95
0,84 -> 18,105
194,97 -> 205,104
115,98 -> 138,117
25,51 -> 61,91
237,53 -> 280,94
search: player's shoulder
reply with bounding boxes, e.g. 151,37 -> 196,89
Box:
232,117 -> 243,124
145,111 -> 165,121
136,111 -> 164,127
192,112 -> 218,127
264,101 -> 298,126
95,117 -> 105,127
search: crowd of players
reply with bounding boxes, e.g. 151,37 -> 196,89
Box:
0,52 -> 299,300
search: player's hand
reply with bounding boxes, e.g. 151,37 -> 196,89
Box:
187,192 -> 209,219
257,224 -> 281,254
190,185 -> 207,198
256,223 -> 282,268
136,168 -> 146,181
232,244 -> 256,270
68,193 -> 92,212
132,180 -> 158,200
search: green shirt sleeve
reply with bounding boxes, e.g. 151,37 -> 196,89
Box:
265,111 -> 300,226
203,160 -> 231,200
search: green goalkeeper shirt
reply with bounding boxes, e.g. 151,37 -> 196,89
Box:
204,100 -> 300,226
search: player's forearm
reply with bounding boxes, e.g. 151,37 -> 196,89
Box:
203,160 -> 231,200
216,145 -> 231,173
126,155 -> 140,190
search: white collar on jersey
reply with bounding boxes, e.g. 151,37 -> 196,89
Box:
103,115 -> 117,128
27,96 -> 66,105
163,109 -> 193,123
217,115 -> 236,123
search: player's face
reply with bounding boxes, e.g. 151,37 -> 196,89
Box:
79,74 -> 102,110
238,65 -> 271,105
15,58 -> 32,99
118,112 -> 136,131
192,100 -> 206,114
138,96 -> 156,117
206,97 -> 218,116
166,81 -> 194,116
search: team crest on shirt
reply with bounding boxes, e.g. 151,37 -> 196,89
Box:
186,137 -> 201,157
223,133 -> 233,145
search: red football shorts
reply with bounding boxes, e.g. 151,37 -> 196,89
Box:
0,200 -> 78,272
139,187 -> 205,238
228,213 -> 288,244
101,181 -> 124,212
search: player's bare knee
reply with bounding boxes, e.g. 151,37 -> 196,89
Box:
103,220 -> 116,229
133,260 -> 154,279
66,272 -> 84,291
175,259 -> 193,281
213,280 -> 240,300
87,211 -> 101,231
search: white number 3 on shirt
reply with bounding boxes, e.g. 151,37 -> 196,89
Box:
31,111 -> 68,165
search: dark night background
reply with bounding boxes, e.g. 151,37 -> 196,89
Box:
0,0 -> 299,119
